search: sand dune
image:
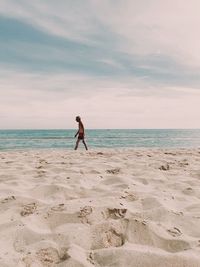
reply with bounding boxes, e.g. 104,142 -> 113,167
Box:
0,148 -> 200,266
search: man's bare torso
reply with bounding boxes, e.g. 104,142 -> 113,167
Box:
79,122 -> 84,134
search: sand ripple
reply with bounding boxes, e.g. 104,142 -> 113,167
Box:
0,148 -> 200,266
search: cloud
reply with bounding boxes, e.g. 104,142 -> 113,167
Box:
0,14 -> 200,88
0,70 -> 200,129
0,0 -> 200,128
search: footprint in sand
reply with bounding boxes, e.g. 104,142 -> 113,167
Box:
92,221 -> 126,250
167,227 -> 182,237
1,195 -> 16,204
103,228 -> 124,248
107,208 -> 127,219
120,190 -> 138,201
36,170 -> 46,178
20,203 -> 37,217
36,165 -> 43,169
106,168 -> 120,174
178,159 -> 189,167
78,206 -> 93,223
159,164 -> 170,171
39,159 -> 48,164
182,187 -> 193,195
36,247 -> 69,266
23,247 -> 69,267
50,203 -> 65,212
179,162 -> 189,167
87,252 -> 95,265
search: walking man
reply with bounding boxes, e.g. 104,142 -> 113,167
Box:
74,116 -> 88,150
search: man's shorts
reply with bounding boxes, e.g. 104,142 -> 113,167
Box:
78,133 -> 84,140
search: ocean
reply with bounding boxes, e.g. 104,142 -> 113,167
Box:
0,129 -> 200,150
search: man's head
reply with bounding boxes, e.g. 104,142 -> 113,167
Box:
76,116 -> 81,122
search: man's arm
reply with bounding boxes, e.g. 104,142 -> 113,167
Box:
75,122 -> 81,137
74,130 -> 79,138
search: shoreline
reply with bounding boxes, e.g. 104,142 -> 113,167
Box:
0,146 -> 200,152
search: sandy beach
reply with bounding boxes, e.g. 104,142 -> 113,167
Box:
0,148 -> 200,267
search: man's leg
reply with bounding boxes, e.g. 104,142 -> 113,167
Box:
82,139 -> 88,150
74,139 -> 80,150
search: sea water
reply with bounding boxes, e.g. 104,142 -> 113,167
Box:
0,129 -> 200,150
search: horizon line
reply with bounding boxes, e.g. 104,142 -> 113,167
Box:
0,128 -> 200,131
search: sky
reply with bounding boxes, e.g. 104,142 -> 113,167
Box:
0,0 -> 200,129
